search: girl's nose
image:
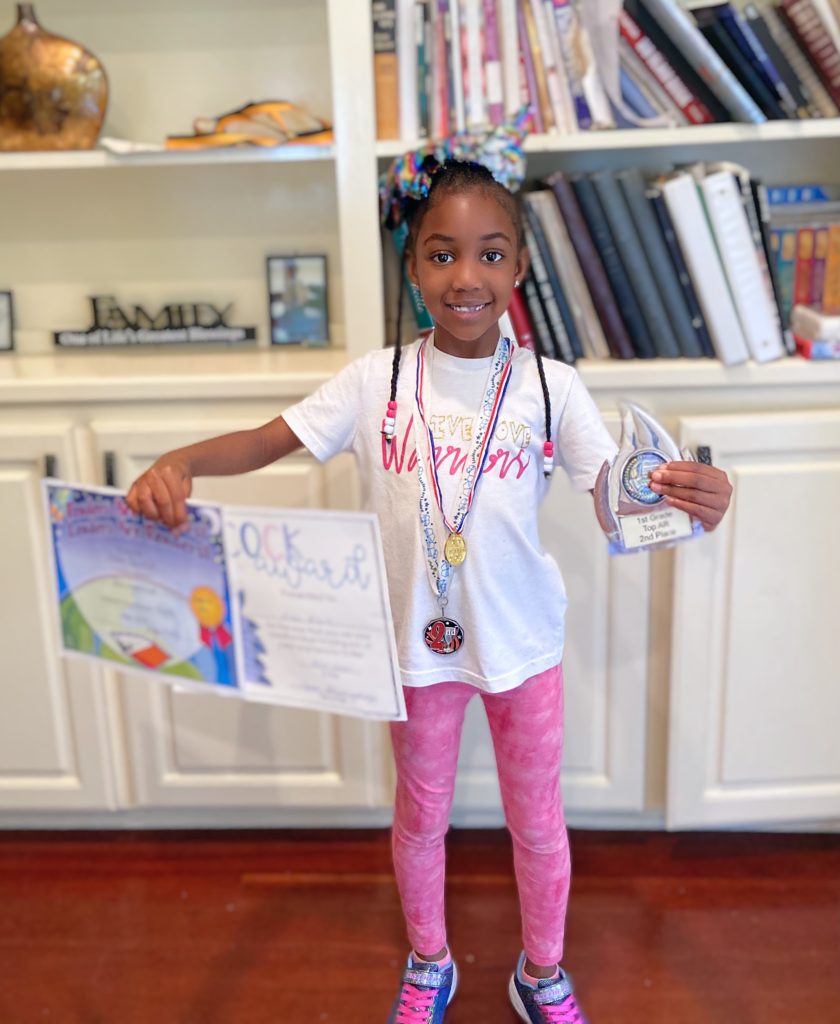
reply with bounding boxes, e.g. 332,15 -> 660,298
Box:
452,260 -> 482,290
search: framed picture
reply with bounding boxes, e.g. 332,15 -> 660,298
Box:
266,255 -> 329,346
0,291 -> 14,352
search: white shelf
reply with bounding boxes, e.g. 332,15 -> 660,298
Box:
0,143 -> 335,173
376,118 -> 840,160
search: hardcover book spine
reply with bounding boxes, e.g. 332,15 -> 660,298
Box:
618,168 -> 702,357
520,0 -> 555,130
743,3 -> 812,117
517,1 -> 545,131
618,10 -> 714,124
571,174 -> 657,358
761,4 -> 839,116
522,272 -> 560,360
591,170 -> 681,357
483,0 -> 505,124
649,188 -> 714,357
781,0 -> 840,107
823,224 -> 840,314
547,171 -> 635,359
811,226 -> 829,306
507,285 -> 536,351
751,178 -> 796,352
794,227 -> 815,308
373,0 -> 400,140
773,226 -> 798,324
522,215 -> 578,362
552,0 -> 593,128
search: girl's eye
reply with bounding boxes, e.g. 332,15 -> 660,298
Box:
431,252 -> 454,264
482,250 -> 505,263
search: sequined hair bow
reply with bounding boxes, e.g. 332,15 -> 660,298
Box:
379,107 -> 531,231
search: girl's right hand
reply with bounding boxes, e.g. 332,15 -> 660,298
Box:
125,455 -> 193,529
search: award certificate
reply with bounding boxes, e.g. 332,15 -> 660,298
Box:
43,482 -> 406,721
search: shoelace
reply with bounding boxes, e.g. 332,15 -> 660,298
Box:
394,981 -> 437,1023
538,994 -> 583,1023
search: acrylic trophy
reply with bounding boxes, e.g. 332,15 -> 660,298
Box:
594,402 -> 704,555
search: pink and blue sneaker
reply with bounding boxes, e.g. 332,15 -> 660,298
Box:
509,952 -> 588,1023
387,951 -> 458,1023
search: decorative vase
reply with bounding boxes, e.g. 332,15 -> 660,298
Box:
0,3 -> 108,151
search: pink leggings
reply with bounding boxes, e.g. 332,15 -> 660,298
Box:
389,664 -> 570,966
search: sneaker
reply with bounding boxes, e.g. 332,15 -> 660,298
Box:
508,952 -> 588,1023
387,953 -> 458,1023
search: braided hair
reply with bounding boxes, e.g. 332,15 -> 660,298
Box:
383,157 -> 554,476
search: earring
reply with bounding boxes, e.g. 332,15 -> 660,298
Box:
514,279 -> 520,289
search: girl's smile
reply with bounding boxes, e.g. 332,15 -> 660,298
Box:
408,191 -> 528,358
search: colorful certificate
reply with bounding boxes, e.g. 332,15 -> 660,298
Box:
43,483 -> 406,721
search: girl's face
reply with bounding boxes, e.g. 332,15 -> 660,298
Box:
408,189 -> 528,358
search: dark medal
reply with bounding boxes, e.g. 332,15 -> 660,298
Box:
423,617 -> 464,655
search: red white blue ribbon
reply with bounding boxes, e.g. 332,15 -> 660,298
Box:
413,334 -> 515,602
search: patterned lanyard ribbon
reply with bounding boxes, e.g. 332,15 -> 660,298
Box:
412,334 -> 515,603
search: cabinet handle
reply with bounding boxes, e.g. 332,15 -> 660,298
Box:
104,451 -> 117,487
44,453 -> 59,478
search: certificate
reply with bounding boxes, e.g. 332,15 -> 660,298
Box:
43,482 -> 406,721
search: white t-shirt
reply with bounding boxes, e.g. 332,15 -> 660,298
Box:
282,337 -> 618,692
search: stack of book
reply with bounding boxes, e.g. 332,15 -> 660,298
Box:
508,164 -> 792,364
372,0 -> 840,139
768,184 -> 840,325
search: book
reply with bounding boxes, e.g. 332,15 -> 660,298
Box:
552,0 -> 593,128
483,0 -> 505,124
507,283 -> 536,351
811,226 -> 830,305
373,0 -> 400,139
591,169 -> 681,357
793,226 -> 816,307
417,0 -> 433,136
768,184 -> 840,203
691,3 -> 787,120
781,0 -> 840,108
523,208 -> 580,361
617,167 -> 704,358
751,177 -> 796,353
719,4 -> 800,117
661,171 -> 750,364
572,174 -> 657,358
398,0 -> 420,140
522,270 -> 561,360
624,0 -> 731,120
638,0 -> 767,122
526,190 -> 611,358
520,0 -> 555,130
529,0 -> 575,132
824,224 -> 840,313
759,4 -> 840,117
518,1 -> 547,131
648,186 -> 715,357
700,170 -> 786,362
771,225 -> 798,324
462,0 -> 486,129
498,0 -> 521,117
619,10 -> 715,124
546,171 -> 635,360
742,3 -> 813,117
620,63 -> 667,120
620,40 -> 686,122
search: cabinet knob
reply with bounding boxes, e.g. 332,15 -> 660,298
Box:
44,453 -> 58,478
104,451 -> 117,487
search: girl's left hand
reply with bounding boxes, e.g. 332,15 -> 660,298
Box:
649,462 -> 733,533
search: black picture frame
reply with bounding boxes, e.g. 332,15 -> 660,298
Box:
0,291 -> 14,352
266,254 -> 329,346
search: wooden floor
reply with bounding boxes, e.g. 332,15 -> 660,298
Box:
1,829 -> 839,1024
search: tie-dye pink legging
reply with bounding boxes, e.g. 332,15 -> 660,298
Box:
389,664 -> 569,967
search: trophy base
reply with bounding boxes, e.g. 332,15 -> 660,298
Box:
609,506 -> 704,555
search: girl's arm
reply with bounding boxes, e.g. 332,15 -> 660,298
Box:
125,415 -> 303,529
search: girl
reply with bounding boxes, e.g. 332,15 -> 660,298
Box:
126,137 -> 733,1023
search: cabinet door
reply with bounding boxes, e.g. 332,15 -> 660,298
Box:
89,418 -> 389,813
0,424 -> 115,811
452,412 -> 651,820
668,410 -> 840,829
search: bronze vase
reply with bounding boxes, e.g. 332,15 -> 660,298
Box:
0,3 -> 108,151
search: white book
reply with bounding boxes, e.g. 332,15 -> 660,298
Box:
525,191 -> 610,358
398,0 -> 420,140
463,0 -> 486,128
497,0 -> 521,117
529,0 -> 573,132
700,171 -> 786,363
661,173 -> 750,366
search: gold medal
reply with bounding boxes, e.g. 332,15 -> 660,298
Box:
444,531 -> 467,566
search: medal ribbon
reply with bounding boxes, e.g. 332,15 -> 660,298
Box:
413,334 -> 515,603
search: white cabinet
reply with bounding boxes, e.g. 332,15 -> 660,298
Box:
0,424 -> 114,810
667,410 -> 840,828
82,416 -> 389,811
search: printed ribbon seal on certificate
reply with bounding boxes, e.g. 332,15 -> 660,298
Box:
412,333 -> 515,655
